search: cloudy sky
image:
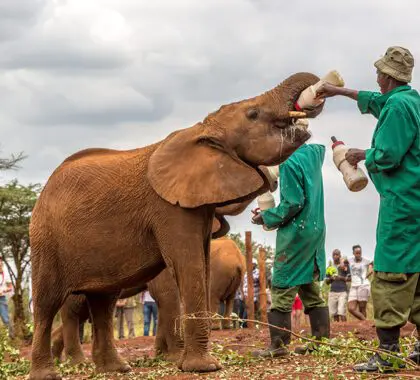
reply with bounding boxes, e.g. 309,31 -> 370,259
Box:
1,0 -> 419,263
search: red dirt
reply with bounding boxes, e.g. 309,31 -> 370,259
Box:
18,320 -> 420,379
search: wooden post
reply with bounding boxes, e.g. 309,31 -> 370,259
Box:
245,231 -> 255,328
258,247 -> 268,324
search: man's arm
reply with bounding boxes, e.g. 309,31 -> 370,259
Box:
316,84 -> 383,119
315,83 -> 359,101
261,160 -> 305,229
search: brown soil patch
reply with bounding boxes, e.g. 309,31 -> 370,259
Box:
18,320 -> 420,379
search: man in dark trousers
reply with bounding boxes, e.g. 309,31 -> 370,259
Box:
326,249 -> 350,322
316,46 -> 420,372
251,143 -> 329,357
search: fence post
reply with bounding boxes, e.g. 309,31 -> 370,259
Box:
245,231 -> 254,328
258,246 -> 268,324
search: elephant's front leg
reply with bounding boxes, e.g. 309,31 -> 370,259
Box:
159,233 -> 221,372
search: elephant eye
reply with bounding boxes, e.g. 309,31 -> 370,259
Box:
246,108 -> 259,120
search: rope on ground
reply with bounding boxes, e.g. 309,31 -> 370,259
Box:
177,311 -> 420,371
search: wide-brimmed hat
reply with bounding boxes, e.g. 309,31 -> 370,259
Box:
374,46 -> 414,83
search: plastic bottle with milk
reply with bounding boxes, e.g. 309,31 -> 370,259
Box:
256,192 -> 276,231
295,70 -> 345,111
256,165 -> 279,231
331,136 -> 368,192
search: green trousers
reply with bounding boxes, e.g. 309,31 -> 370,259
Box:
271,280 -> 325,313
372,272 -> 420,329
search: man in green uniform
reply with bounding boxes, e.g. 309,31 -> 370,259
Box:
251,143 -> 329,357
316,46 -> 420,372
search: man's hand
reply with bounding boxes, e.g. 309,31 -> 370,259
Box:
345,148 -> 366,166
251,209 -> 264,225
315,83 -> 342,99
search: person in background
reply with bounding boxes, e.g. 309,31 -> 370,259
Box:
115,296 -> 136,339
326,249 -> 350,322
316,46 -> 420,371
233,286 -> 246,328
347,245 -> 371,320
123,296 -> 137,338
141,290 -> 158,336
0,259 -> 13,339
292,294 -> 303,332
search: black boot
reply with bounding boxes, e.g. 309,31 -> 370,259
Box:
354,327 -> 405,373
295,306 -> 330,354
408,340 -> 420,364
252,310 -> 291,358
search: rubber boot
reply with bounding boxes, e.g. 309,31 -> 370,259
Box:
408,340 -> 420,364
295,306 -> 330,354
354,327 -> 405,373
252,310 -> 291,358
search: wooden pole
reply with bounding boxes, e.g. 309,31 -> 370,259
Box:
245,231 -> 254,328
258,247 -> 268,324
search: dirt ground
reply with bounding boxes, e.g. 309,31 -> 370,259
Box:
18,320 -> 420,379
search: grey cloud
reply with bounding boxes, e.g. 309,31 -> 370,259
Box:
1,0 -> 420,256
0,0 -> 46,42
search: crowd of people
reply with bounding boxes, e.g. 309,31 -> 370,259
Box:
115,290 -> 158,340
326,246 -> 373,322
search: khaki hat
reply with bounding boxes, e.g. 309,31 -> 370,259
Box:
374,46 -> 414,83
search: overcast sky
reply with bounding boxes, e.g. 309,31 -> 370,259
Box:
1,0 -> 420,264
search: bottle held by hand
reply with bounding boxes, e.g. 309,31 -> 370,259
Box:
256,192 -> 276,231
295,70 -> 345,111
331,136 -> 368,192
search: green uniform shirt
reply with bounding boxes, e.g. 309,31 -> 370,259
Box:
262,144 -> 326,288
358,86 -> 420,273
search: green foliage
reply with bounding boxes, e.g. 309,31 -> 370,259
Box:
0,180 -> 42,339
0,327 -> 30,379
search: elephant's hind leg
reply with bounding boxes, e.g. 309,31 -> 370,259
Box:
61,295 -> 89,364
86,293 -> 131,374
222,297 -> 234,329
29,290 -> 65,380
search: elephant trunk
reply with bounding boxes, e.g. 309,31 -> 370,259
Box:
262,72 -> 323,119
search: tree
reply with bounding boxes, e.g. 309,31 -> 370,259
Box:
0,152 -> 26,171
0,180 -> 41,339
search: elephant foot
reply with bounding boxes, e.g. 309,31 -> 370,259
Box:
29,368 -> 62,380
95,358 -> 131,374
178,353 -> 222,372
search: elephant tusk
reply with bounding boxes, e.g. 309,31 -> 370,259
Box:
288,111 -> 307,118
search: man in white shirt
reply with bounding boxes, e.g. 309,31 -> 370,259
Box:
348,245 -> 373,320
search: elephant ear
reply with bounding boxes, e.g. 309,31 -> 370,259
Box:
147,125 -> 266,208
